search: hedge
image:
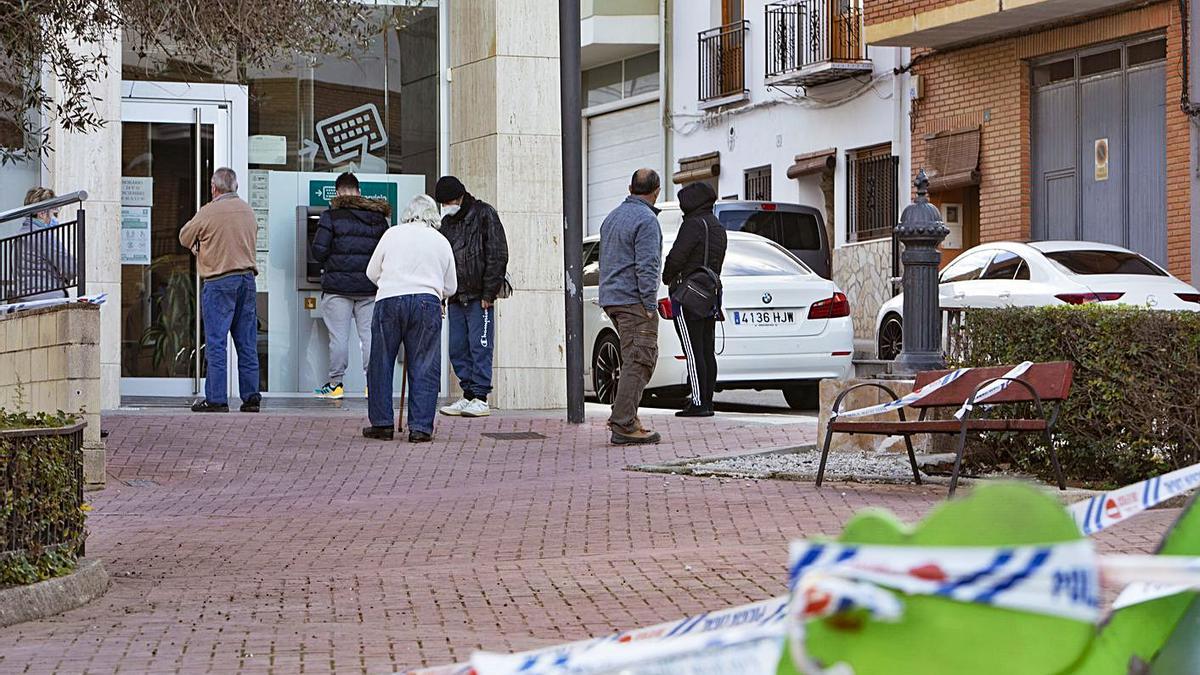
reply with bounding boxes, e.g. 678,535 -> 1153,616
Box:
0,410 -> 86,587
952,305 -> 1200,488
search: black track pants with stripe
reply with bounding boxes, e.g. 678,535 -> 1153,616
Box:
673,313 -> 717,408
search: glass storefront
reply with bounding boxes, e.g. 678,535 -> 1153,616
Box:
117,2 -> 441,397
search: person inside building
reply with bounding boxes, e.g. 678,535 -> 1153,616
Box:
363,194 -> 457,442
179,167 -> 261,413
434,175 -> 509,419
598,168 -> 664,445
310,172 -> 390,400
662,182 -> 727,418
14,186 -> 76,301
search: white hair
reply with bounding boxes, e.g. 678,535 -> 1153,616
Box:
211,167 -> 238,194
401,194 -> 442,227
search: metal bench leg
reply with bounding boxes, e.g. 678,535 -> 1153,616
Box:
902,434 -> 922,485
1045,428 -> 1066,491
948,429 -> 968,498
816,422 -> 836,488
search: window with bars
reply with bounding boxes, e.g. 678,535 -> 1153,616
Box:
744,165 -> 771,201
846,145 -> 898,243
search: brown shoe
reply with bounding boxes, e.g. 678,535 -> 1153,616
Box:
611,427 -> 662,445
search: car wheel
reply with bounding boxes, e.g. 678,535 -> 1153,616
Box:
878,315 -> 903,361
592,332 -> 622,405
783,383 -> 820,411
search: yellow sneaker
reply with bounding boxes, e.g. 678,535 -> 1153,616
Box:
314,382 -> 344,400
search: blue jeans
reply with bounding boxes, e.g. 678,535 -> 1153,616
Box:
201,273 -> 260,405
368,294 -> 443,434
447,300 -> 494,401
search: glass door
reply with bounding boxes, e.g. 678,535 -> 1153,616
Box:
120,100 -> 230,397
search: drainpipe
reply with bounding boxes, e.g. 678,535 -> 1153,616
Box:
661,0 -> 674,200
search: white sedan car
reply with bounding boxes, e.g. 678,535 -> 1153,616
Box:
584,231 -> 854,410
875,240 -> 1200,360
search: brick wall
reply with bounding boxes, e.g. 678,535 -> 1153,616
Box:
906,2 -> 1192,281
0,304 -> 105,488
865,0 -> 978,27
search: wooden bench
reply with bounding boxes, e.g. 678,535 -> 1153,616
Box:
816,361 -> 1074,497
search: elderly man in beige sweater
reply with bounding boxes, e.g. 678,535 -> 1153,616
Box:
178,167 -> 261,414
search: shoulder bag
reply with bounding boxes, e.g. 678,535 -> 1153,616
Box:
669,221 -> 721,318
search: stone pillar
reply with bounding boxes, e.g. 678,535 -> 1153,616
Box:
43,31 -> 122,411
449,1 -> 566,410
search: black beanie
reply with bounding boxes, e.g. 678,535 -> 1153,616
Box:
434,176 -> 466,204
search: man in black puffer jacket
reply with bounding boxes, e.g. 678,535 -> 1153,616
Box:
310,172 -> 390,400
663,182 -> 727,417
434,175 -> 509,418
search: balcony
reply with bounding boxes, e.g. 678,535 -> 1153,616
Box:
581,0 -> 659,68
865,0 -> 1135,49
766,1 -> 872,88
698,20 -> 750,109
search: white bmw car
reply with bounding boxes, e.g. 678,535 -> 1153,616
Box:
875,240 -> 1200,360
583,231 -> 854,410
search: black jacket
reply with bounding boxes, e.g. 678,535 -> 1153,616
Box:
663,183 -> 727,289
439,194 -> 509,302
311,195 -> 391,297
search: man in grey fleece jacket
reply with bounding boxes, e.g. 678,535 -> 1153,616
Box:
598,169 -> 663,445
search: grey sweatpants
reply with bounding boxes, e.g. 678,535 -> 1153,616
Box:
322,294 -> 375,382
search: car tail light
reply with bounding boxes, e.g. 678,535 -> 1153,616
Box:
657,298 -> 674,320
1055,292 -> 1125,305
1176,293 -> 1200,304
808,292 -> 850,319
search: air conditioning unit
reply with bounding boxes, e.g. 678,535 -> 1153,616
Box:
941,203 -> 963,249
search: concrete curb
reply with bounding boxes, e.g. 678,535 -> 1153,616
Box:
0,558 -> 109,628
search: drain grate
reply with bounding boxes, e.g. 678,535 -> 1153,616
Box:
482,432 -> 547,441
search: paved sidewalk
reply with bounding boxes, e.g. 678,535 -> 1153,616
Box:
0,406 -> 1178,674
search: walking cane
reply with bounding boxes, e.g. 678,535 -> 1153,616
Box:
397,352 -> 408,432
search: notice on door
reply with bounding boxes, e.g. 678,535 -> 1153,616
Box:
121,206 -> 152,265
1095,138 -> 1109,182
121,177 -> 153,207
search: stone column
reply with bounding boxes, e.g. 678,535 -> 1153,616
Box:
44,31 -> 122,411
449,1 -> 566,410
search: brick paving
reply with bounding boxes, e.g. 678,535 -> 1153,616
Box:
0,406 -> 1180,674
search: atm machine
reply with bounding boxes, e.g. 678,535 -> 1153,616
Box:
257,170 -> 439,396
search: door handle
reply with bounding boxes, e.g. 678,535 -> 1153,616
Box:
588,298 -> 600,306
953,292 -> 966,299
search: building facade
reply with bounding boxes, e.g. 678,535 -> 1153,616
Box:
1,1 -> 569,411
665,0 -> 914,352
866,0 -> 1199,286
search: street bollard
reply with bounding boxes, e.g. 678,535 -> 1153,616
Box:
893,169 -> 950,375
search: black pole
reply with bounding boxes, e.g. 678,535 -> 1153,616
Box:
560,0 -> 585,423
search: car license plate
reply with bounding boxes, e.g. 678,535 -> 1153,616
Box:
732,310 -> 797,327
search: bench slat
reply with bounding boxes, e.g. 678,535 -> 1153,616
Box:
830,419 -> 1049,434
910,361 -> 1074,408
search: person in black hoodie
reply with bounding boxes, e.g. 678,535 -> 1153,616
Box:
434,175 -> 510,418
662,182 -> 727,417
310,172 -> 390,400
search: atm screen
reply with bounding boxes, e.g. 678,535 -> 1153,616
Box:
305,213 -> 323,283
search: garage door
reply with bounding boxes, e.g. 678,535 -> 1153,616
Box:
1031,36 -> 1167,264
587,102 -> 662,235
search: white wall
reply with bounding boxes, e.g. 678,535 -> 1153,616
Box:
669,0 -> 910,247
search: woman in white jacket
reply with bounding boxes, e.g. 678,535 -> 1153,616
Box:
363,194 -> 458,442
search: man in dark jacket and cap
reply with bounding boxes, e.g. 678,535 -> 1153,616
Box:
310,172 -> 390,400
434,175 -> 509,418
662,182 -> 727,417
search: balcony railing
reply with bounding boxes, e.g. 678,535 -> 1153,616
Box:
698,20 -> 750,108
766,1 -> 872,88
0,191 -> 88,303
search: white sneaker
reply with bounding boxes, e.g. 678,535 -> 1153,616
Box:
440,398 -> 472,416
461,399 -> 491,418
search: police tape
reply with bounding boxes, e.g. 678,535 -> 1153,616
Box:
0,292 -> 108,316
831,367 -> 968,419
953,361 -> 1033,419
1069,461 -> 1200,537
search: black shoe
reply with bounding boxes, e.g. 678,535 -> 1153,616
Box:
408,430 -> 432,443
240,396 -> 261,413
191,400 -> 229,413
675,405 -> 714,418
362,426 -> 395,440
